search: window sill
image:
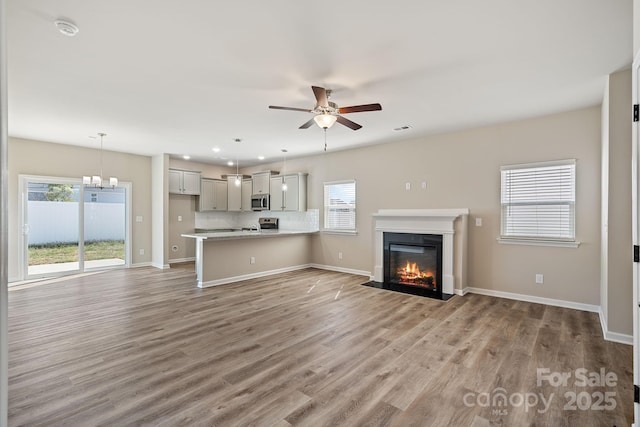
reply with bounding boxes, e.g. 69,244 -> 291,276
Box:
497,238 -> 580,248
322,229 -> 358,236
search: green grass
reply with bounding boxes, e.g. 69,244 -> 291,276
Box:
28,240 -> 125,265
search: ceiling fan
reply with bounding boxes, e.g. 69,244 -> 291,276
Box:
269,86 -> 382,131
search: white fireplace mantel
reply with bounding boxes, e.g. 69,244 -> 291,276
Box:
372,208 -> 469,296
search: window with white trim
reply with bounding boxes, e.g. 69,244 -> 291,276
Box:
500,159 -> 576,241
323,180 -> 356,233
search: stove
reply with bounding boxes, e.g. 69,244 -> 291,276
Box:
258,217 -> 279,231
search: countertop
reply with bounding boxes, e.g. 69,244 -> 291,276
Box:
182,229 -> 318,240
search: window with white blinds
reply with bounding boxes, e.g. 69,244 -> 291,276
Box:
323,180 -> 356,232
500,159 -> 576,241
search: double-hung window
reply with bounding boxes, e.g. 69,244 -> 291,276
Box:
323,180 -> 356,233
500,159 -> 576,245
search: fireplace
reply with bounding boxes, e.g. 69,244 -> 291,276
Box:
366,232 -> 448,300
368,208 -> 469,301
384,232 -> 443,299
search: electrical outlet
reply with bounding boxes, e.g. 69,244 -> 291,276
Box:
405,182 -> 411,190
338,252 -> 343,260
250,256 -> 256,264
421,181 -> 427,190
535,274 -> 544,284
178,215 -> 182,222
139,249 -> 145,255
136,215 -> 143,222
475,218 -> 482,227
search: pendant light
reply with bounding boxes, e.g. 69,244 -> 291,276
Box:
83,133 -> 118,189
234,156 -> 241,187
234,138 -> 242,186
281,149 -> 288,191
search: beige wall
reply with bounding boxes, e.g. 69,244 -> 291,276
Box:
202,235 -> 311,282
168,194 -> 196,262
635,0 -> 640,56
243,107 -> 602,306
8,137 -> 152,280
603,69 -> 633,336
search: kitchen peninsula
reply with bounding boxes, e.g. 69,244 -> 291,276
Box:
182,228 -> 317,287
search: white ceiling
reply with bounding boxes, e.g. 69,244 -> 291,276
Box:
7,0 -> 633,166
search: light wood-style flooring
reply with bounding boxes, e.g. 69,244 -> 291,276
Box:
8,266 -> 633,426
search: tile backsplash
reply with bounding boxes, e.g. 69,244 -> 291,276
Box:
195,209 -> 319,232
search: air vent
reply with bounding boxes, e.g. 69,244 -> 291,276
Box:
393,125 -> 413,132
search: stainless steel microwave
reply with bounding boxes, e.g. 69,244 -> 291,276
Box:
251,194 -> 269,211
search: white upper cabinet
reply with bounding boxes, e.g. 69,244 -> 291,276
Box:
227,176 -> 242,212
169,169 -> 201,195
269,173 -> 307,211
252,172 -> 271,194
198,178 -> 227,211
241,179 -> 252,211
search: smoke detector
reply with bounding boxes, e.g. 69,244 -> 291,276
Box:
54,19 -> 79,37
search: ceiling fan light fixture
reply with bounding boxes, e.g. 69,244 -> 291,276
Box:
314,114 -> 337,129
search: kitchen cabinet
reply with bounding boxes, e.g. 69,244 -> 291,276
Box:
198,178 -> 227,211
241,179 -> 252,211
169,169 -> 201,195
226,176 -> 242,212
252,172 -> 271,195
269,173 -> 307,211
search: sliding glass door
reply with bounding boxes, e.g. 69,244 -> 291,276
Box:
83,187 -> 127,270
24,178 -> 82,277
19,175 -> 130,281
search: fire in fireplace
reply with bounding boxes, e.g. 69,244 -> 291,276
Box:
397,261 -> 436,288
364,232 -> 448,300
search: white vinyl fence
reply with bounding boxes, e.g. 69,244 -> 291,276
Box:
27,201 -> 125,245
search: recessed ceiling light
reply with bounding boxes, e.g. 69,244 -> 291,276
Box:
258,156 -> 265,160
212,147 -> 220,152
393,125 -> 413,132
227,161 -> 234,166
54,19 -> 79,37
183,155 -> 190,160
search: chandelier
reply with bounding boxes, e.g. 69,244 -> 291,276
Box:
83,133 -> 118,189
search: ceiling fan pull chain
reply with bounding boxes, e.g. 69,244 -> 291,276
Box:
324,128 -> 327,151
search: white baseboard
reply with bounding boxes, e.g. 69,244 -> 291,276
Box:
598,307 -> 633,345
309,263 -> 372,278
151,262 -> 170,270
131,262 -> 153,268
460,286 -> 632,345
199,264 -> 312,288
462,286 -> 600,313
454,288 -> 470,296
169,257 -> 195,264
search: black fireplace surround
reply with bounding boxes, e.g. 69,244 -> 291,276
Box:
365,232 -> 450,300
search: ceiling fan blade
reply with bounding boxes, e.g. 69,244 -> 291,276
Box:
338,103 -> 382,114
336,115 -> 362,130
299,118 -> 316,129
311,86 -> 329,108
269,105 -> 313,113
